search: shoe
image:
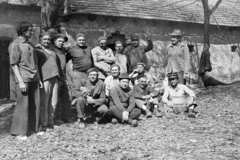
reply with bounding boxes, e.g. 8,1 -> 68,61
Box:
111,118 -> 118,125
47,124 -> 54,129
188,109 -> 196,118
146,110 -> 152,118
36,131 -> 45,136
128,119 -> 139,127
16,135 -> 28,140
78,122 -> 86,129
54,119 -> 64,125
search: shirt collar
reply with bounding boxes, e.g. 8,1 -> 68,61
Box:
17,36 -> 28,43
169,84 -> 180,90
170,42 -> 182,48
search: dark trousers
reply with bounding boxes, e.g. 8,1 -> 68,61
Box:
75,97 -> 108,119
55,78 -> 71,120
109,105 -> 141,121
10,81 -> 40,136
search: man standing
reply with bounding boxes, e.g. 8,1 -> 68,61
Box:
52,34 -> 72,124
162,73 -> 197,119
91,37 -> 116,80
114,41 -> 129,73
124,35 -> 153,72
9,21 -> 42,140
109,73 -> 141,127
166,29 -> 190,84
72,68 -> 108,128
133,75 -> 161,118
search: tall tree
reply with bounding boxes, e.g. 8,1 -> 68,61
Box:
199,0 -> 222,87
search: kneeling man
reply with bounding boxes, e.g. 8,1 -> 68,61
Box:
109,73 -> 141,127
133,74 -> 161,118
162,73 -> 197,119
72,68 -> 108,128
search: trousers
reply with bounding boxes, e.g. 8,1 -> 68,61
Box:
10,81 -> 40,136
109,105 -> 141,121
40,77 -> 59,127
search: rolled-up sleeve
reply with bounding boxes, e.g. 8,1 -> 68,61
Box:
9,43 -> 20,65
162,87 -> 170,104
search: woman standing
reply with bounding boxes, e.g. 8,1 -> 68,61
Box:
36,32 -> 60,131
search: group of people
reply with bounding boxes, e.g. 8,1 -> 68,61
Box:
9,21 -> 197,140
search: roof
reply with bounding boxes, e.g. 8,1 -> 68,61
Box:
2,0 -> 240,27
70,0 -> 240,27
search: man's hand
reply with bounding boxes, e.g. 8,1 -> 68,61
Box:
142,105 -> 147,111
87,96 -> 95,104
39,81 -> 43,89
19,82 -> 27,92
166,101 -> 174,108
122,111 -> 129,121
149,97 -> 154,103
187,97 -> 194,107
145,95 -> 151,100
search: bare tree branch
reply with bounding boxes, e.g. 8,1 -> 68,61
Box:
210,0 -> 222,14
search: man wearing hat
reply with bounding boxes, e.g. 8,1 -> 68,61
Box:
109,73 -> 141,127
133,74 -> 162,118
114,41 -> 130,73
166,29 -> 190,84
124,34 -> 153,73
162,73 -> 197,119
72,68 -> 108,128
52,33 -> 73,124
91,36 -> 116,79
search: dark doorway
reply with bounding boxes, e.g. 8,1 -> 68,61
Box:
0,37 -> 12,99
107,31 -> 125,51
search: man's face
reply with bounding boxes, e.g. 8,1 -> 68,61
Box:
54,38 -> 65,49
40,35 -> 51,48
125,39 -> 131,45
115,43 -> 124,53
169,78 -> 179,87
23,27 -> 33,39
111,66 -> 120,77
137,65 -> 145,74
99,39 -> 107,50
132,39 -> 139,47
76,36 -> 86,47
88,71 -> 98,83
119,79 -> 129,89
138,77 -> 147,89
47,28 -> 58,40
171,36 -> 181,45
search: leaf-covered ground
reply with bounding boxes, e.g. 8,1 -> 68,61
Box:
1,84 -> 240,160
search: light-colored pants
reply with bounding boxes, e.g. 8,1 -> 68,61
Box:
40,77 -> 59,127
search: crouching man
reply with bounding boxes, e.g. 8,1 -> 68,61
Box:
162,73 -> 197,119
109,73 -> 141,127
133,74 -> 162,118
72,68 -> 108,128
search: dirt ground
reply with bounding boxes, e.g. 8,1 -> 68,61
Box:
0,83 -> 240,160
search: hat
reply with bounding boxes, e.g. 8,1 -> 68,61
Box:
75,33 -> 85,39
125,35 -> 131,40
110,64 -> 120,70
39,32 -> 51,38
87,68 -> 99,75
170,29 -> 182,36
137,74 -> 146,79
115,41 -> 123,45
168,73 -> 178,79
131,34 -> 139,40
137,62 -> 146,68
54,34 -> 68,42
98,36 -> 107,42
119,73 -> 131,80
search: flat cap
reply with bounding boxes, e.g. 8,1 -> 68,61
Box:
39,32 -> 51,38
168,72 -> 179,79
170,29 -> 182,36
98,36 -> 107,42
137,74 -> 146,79
131,34 -> 139,40
75,33 -> 85,39
87,68 -> 99,75
119,73 -> 131,80
115,41 -> 123,45
54,34 -> 68,42
137,62 -> 146,68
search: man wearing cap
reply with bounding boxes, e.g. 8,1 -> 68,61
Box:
36,32 -> 60,130
124,35 -> 153,72
129,62 -> 154,87
114,41 -> 130,73
72,68 -> 108,128
52,33 -> 73,124
162,73 -> 197,119
109,73 -> 141,127
166,29 -> 190,84
91,36 -> 116,79
133,74 -> 162,118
